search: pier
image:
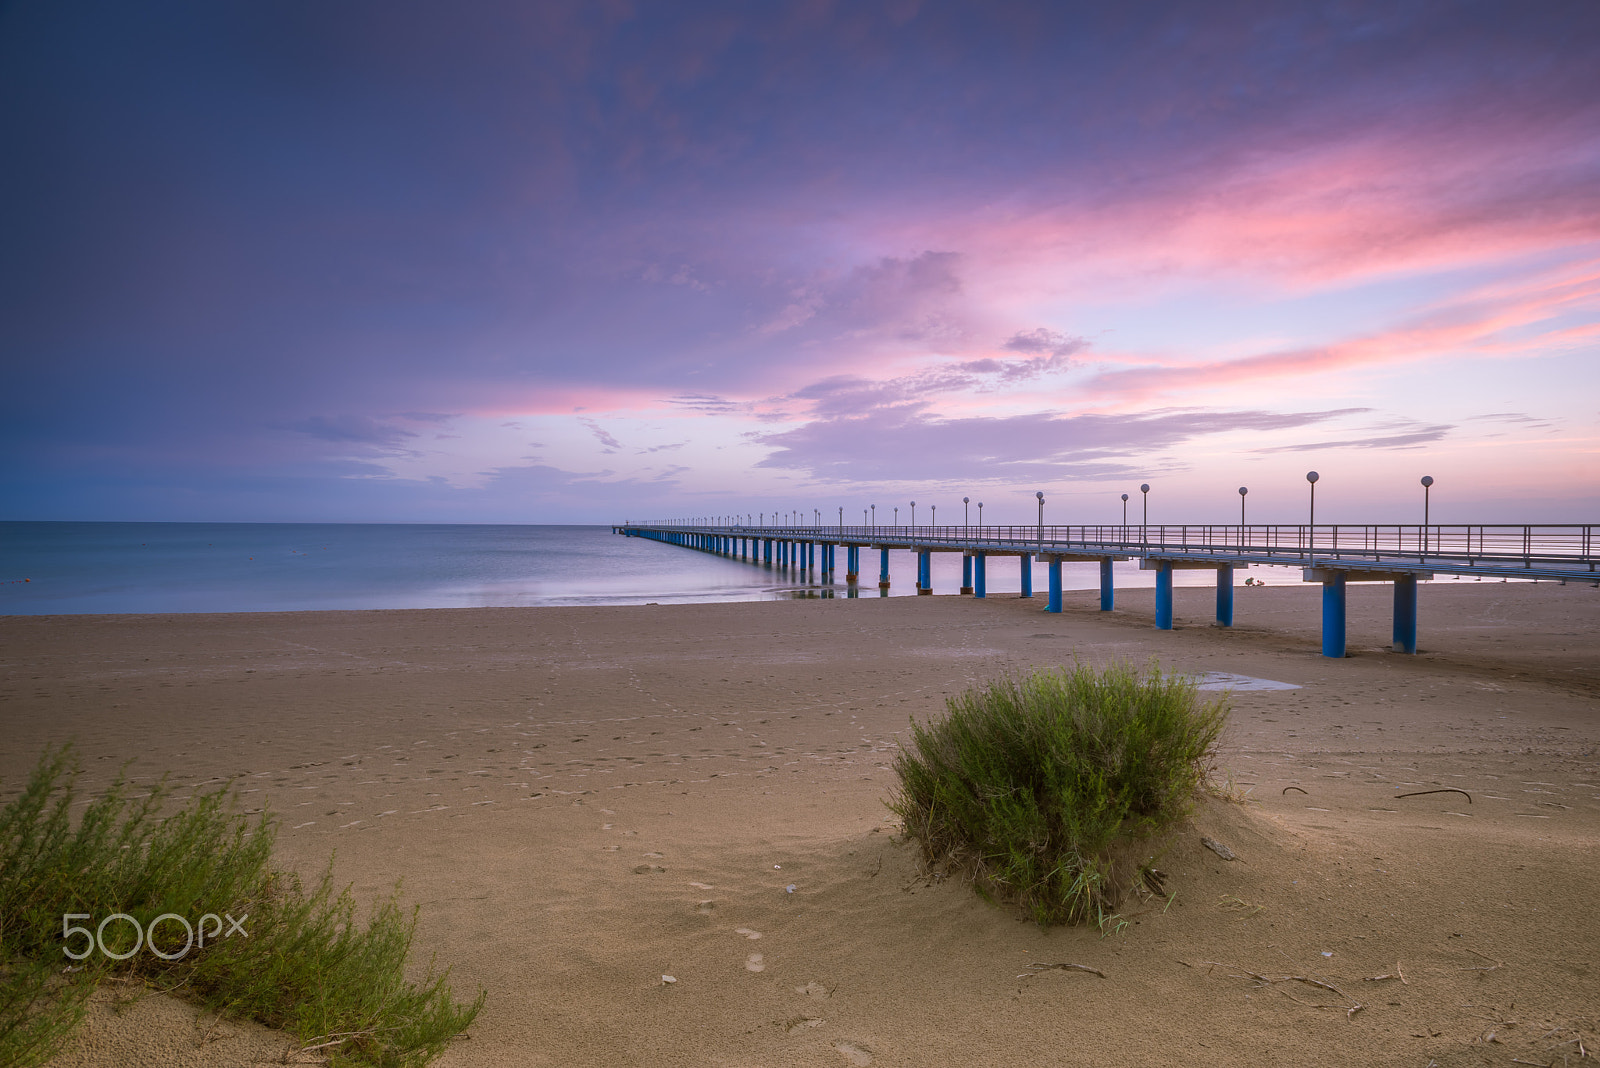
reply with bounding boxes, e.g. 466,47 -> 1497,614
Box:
615,521 -> 1598,658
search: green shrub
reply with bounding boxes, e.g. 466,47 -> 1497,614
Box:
889,661 -> 1227,927
0,745 -> 484,1068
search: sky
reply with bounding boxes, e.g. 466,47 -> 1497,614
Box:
2,0 -> 1597,526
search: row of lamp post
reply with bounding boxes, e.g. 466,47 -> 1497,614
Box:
689,474 -> 1433,547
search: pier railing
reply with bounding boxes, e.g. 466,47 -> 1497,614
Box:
621,522 -> 1597,576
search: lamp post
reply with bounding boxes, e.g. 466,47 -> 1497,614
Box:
1140,484 -> 1150,547
977,501 -> 984,527
1306,471 -> 1319,548
930,503 -> 936,527
1121,493 -> 1129,536
910,501 -> 916,527
893,506 -> 898,527
838,506 -> 843,533
963,496 -> 970,531
1421,475 -> 1434,552
871,504 -> 876,530
1238,486 -> 1248,546
1036,491 -> 1045,549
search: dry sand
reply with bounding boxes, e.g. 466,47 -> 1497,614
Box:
3,580 -> 1598,1067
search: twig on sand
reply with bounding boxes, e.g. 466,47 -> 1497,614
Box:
1202,961 -> 1364,1019
289,1027 -> 389,1060
1282,786 -> 1308,795
1363,963 -> 1407,984
1461,947 -> 1505,973
1026,963 -> 1107,979
1395,788 -> 1472,804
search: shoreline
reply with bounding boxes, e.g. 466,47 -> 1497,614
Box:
6,585 -> 1597,1067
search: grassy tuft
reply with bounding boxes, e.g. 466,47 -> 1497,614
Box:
0,745 -> 483,1068
889,661 -> 1228,927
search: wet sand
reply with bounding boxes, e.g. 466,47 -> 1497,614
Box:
4,581 -> 1597,1067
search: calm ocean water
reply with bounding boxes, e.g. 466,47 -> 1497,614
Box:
0,522 -> 1301,616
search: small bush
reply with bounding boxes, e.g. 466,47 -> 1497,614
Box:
889,661 -> 1227,926
0,745 -> 484,1068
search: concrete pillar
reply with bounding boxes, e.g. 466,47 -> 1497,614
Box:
1392,573 -> 1417,654
961,554 -> 974,595
1047,557 -> 1062,612
974,553 -> 987,598
1216,564 -> 1234,627
1322,572 -> 1347,658
917,550 -> 932,594
1020,553 -> 1033,598
1099,558 -> 1114,612
879,547 -> 891,589
846,545 -> 859,583
1155,562 -> 1174,630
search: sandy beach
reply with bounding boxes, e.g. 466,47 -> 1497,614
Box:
4,581 -> 1597,1067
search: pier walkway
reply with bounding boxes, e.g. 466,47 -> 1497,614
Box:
614,522 -> 1597,658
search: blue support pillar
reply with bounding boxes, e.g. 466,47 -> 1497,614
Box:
879,547 -> 891,589
1099,558 -> 1114,612
809,541 -> 816,574
1155,562 -> 1174,630
764,539 -> 772,564
917,550 -> 932,594
1216,564 -> 1234,627
846,545 -> 859,583
1046,557 -> 1062,612
1392,573 -> 1417,654
1322,572 -> 1347,658
961,554 -> 973,595
974,553 -> 987,598
1020,553 -> 1033,598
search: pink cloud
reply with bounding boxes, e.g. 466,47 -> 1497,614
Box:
877,120 -> 1600,299
1078,257 -> 1600,401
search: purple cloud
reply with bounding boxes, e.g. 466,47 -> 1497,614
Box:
284,415 -> 417,448
756,406 -> 1369,483
578,418 -> 622,452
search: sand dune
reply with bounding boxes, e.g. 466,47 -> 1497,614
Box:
3,581 -> 1596,1066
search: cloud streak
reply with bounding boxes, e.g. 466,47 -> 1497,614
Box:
755,405 -> 1367,483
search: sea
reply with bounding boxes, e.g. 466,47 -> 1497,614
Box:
0,522 -> 1307,616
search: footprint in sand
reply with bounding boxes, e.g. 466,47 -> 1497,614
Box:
735,927 -> 762,940
745,953 -> 765,973
782,1015 -> 824,1033
834,1040 -> 873,1065
695,900 -> 716,916
633,864 -> 666,874
795,981 -> 830,1000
